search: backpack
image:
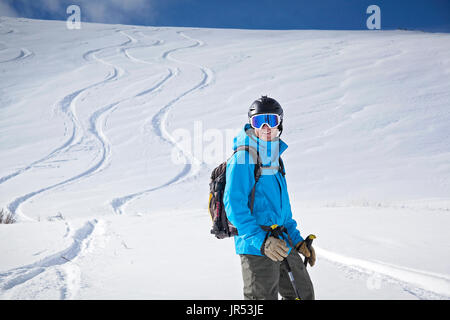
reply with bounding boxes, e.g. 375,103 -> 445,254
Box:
208,145 -> 285,239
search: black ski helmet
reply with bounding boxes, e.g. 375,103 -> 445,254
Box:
248,95 -> 283,134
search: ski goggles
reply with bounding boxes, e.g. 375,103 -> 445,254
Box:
250,113 -> 281,129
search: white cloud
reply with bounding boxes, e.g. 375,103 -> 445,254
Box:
0,1 -> 19,17
77,0 -> 157,25
41,0 -> 64,13
0,0 -> 158,25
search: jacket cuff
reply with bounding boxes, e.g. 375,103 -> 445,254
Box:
253,230 -> 268,255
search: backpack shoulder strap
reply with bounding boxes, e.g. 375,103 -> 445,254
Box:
234,145 -> 262,179
233,145 -> 261,213
279,157 -> 285,176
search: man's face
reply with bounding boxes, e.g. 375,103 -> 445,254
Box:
255,123 -> 279,141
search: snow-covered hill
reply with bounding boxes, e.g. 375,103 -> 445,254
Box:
1,17 -> 449,299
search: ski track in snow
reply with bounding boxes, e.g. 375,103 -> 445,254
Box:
0,22 -> 33,63
0,219 -> 105,300
2,21 -> 449,300
0,24 -> 33,63
4,34 -> 127,221
110,30 -> 214,215
0,27 -> 177,297
0,29 -> 167,187
119,29 -> 177,98
0,37 -> 127,187
3,28 -> 173,222
316,246 -> 450,300
0,27 -> 180,298
0,47 -> 34,63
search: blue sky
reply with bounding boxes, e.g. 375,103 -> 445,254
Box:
1,0 -> 449,31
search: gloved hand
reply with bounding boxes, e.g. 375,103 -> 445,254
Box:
262,236 -> 289,262
295,241 -> 316,267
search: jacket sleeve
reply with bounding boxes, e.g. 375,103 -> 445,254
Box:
223,150 -> 267,252
282,175 -> 304,246
284,213 -> 304,246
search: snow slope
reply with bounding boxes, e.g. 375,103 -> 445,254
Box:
0,17 -> 450,300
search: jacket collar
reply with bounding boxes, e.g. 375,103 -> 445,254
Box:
233,124 -> 288,165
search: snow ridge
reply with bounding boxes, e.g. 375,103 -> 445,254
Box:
316,246 -> 450,300
0,219 -> 105,299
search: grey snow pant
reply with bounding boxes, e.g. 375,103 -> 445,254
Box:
240,249 -> 315,300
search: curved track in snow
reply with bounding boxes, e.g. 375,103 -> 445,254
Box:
4,42 -> 123,220
0,37 -> 127,187
0,27 -> 182,299
3,30 -> 159,221
316,246 -> 450,299
0,23 -> 33,63
110,30 -> 214,215
0,47 -> 34,63
0,219 -> 105,299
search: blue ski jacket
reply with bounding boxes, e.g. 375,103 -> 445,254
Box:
223,124 -> 304,256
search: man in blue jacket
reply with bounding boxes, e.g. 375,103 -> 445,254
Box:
223,96 -> 315,300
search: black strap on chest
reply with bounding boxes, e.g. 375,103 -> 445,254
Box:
233,145 -> 284,213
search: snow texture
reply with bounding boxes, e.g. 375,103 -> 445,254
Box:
0,17 -> 450,299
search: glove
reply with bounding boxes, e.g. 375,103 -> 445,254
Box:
262,236 -> 289,262
295,241 -> 316,267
